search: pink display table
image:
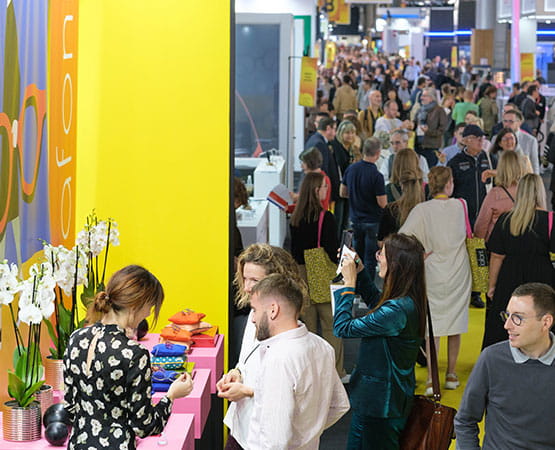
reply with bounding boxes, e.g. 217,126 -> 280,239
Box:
188,334 -> 224,394
0,412 -> 195,449
140,333 -> 224,394
152,368 -> 211,439
137,413 -> 194,450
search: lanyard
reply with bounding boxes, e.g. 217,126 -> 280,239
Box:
434,194 -> 449,199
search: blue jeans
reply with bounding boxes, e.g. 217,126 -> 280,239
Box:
347,413 -> 407,450
352,222 -> 379,276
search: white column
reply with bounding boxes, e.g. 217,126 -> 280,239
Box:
476,0 -> 496,30
519,16 -> 537,79
510,0 -> 520,82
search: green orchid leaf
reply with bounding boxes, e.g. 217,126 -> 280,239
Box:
12,346 -> 25,370
7,372 -> 25,405
45,318 -> 59,345
19,380 -> 44,407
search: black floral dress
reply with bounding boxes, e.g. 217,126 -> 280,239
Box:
63,323 -> 172,450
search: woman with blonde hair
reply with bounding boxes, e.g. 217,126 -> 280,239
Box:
332,120 -> 357,236
483,173 -> 555,348
386,148 -> 423,202
220,243 -> 308,449
474,151 -> 523,242
401,166 -> 471,394
378,168 -> 424,243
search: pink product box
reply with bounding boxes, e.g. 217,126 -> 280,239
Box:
152,368 -> 211,439
137,413 -> 194,450
187,334 -> 224,394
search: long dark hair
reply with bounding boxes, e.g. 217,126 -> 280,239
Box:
290,172 -> 324,227
376,233 -> 427,337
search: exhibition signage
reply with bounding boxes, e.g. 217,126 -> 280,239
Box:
299,57 -> 318,108
0,0 -> 78,264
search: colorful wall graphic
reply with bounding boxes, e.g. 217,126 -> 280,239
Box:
0,0 -> 77,265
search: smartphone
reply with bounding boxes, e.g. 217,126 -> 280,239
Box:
340,230 -> 353,250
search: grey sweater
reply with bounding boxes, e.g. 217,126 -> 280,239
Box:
455,340 -> 555,449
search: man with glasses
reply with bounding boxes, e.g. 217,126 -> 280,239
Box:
493,110 -> 539,174
455,283 -> 555,449
380,130 -> 429,183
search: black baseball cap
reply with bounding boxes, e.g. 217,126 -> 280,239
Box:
462,124 -> 485,138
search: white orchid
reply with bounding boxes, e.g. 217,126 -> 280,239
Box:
76,217 -> 120,258
0,260 -> 21,305
17,263 -> 56,323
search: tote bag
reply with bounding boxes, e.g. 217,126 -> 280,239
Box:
304,211 -> 337,304
459,198 -> 489,293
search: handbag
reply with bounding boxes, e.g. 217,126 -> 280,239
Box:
168,309 -> 206,325
304,211 -> 337,304
459,198 -> 489,293
151,343 -> 188,357
548,212 -> 555,263
399,301 -> 457,450
160,324 -> 193,343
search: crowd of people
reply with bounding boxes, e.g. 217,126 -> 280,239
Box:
226,47 -> 555,449
61,47 -> 555,450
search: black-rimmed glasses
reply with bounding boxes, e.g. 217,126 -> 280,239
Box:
500,311 -> 526,326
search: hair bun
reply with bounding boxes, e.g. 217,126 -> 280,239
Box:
93,291 -> 112,314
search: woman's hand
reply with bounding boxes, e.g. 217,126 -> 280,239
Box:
217,381 -> 253,402
167,372 -> 193,401
481,169 -> 496,184
341,254 -> 359,287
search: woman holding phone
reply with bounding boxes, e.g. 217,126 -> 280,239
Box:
333,233 -> 426,449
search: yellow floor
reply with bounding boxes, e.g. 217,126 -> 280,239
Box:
414,306 -> 486,449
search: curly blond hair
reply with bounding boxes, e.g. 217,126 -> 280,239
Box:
234,244 -> 308,309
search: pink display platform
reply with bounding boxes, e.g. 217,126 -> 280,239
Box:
140,333 -> 224,394
0,411 -> 195,449
152,368 -> 210,439
137,413 -> 194,450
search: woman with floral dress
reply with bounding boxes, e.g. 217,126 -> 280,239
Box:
63,265 -> 193,450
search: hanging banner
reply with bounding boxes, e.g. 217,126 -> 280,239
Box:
299,57 -> 318,108
49,0 -> 79,248
0,0 -> 77,265
521,53 -> 535,82
451,46 -> 458,67
328,0 -> 351,25
325,41 -> 336,69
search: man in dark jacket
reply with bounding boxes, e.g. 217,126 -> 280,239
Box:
305,117 -> 339,202
416,87 -> 447,168
448,124 -> 491,308
448,124 -> 489,226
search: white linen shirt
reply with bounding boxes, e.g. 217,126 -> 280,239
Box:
246,324 -> 350,450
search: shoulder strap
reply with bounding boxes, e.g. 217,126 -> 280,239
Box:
391,183 -> 402,200
458,198 -> 473,238
500,186 -> 514,202
549,211 -> 553,238
317,210 -> 325,248
427,299 -> 441,401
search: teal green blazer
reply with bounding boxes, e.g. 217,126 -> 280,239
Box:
333,269 -> 421,418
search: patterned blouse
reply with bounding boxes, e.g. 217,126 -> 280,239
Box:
63,323 -> 172,450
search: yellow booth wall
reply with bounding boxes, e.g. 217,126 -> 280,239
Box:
76,0 -> 230,348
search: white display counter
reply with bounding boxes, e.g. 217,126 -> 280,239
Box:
236,199 -> 268,246
254,157 -> 286,246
